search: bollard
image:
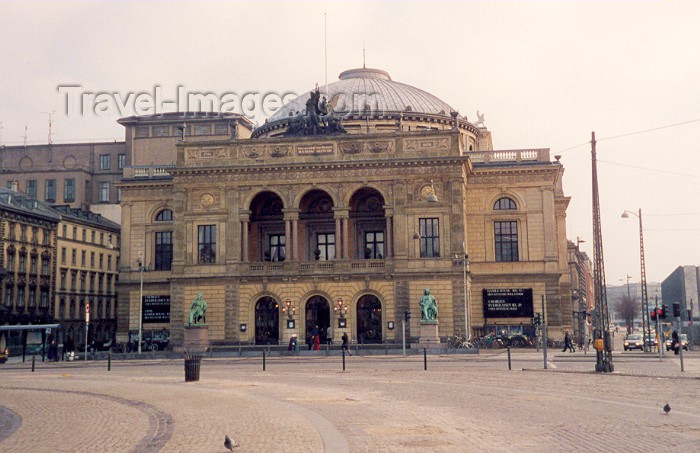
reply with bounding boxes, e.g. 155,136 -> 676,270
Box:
424,348 -> 427,371
507,346 -> 512,370
342,348 -> 346,371
108,353 -> 111,371
32,355 -> 35,372
263,350 -> 266,371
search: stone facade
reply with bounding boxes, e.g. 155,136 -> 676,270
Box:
0,188 -> 60,327
117,68 -> 573,347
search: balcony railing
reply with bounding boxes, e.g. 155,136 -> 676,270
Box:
243,259 -> 389,275
123,165 -> 175,179
467,148 -> 550,164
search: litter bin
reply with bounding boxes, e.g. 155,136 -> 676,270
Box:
184,354 -> 202,382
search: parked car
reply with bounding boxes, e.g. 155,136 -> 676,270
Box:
624,334 -> 644,351
665,334 -> 689,351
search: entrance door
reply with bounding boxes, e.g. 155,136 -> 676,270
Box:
305,296 -> 330,344
255,297 -> 279,345
357,295 -> 382,343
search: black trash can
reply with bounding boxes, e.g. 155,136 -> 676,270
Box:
184,354 -> 202,382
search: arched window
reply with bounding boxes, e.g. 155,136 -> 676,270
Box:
155,209 -> 173,221
494,197 -> 517,210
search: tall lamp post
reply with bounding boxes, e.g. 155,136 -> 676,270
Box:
137,251 -> 144,354
455,247 -> 470,340
621,209 -> 651,352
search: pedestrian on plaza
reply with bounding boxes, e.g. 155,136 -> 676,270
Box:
326,326 -> 333,345
562,331 -> 575,353
671,330 -> 680,355
307,334 -> 313,350
313,325 -> 321,350
342,331 -> 352,356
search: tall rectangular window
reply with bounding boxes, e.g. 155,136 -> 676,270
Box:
81,250 -> 86,266
316,233 -> 335,261
61,247 -> 67,264
118,154 -> 126,169
4,289 -> 13,307
90,252 -> 95,267
28,288 -> 36,307
64,178 -> 75,202
40,290 -> 49,308
155,231 -> 173,270
41,257 -> 49,275
198,225 -> 216,264
45,179 -> 56,202
364,231 -> 384,259
99,182 -> 109,202
71,249 -> 76,265
99,253 -> 104,269
495,221 -> 519,262
17,287 -> 25,308
26,180 -> 37,199
268,234 -> 285,261
99,154 -> 110,170
419,218 -> 440,258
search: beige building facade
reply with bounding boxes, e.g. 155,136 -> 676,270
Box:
53,206 -> 120,347
117,68 -> 572,347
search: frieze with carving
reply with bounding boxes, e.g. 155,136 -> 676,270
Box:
241,146 -> 264,159
269,145 -> 291,158
369,140 -> 393,153
186,147 -> 228,161
192,190 -> 222,210
339,142 -> 364,154
403,138 -> 450,152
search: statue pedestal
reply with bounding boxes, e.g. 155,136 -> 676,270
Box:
181,324 -> 210,354
417,321 -> 445,350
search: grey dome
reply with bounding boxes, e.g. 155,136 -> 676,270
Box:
268,68 -> 456,122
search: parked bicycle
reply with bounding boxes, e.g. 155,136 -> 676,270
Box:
448,335 -> 473,349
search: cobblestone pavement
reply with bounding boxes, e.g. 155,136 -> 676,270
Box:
1,351 -> 699,452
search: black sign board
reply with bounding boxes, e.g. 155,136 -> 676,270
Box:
482,288 -> 533,318
142,295 -> 171,323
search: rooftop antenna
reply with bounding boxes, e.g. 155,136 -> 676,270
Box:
324,12 -> 328,97
43,111 -> 56,145
0,121 -> 3,145
363,42 -> 366,68
23,124 -> 28,147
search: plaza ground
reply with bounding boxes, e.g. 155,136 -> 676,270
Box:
1,346 -> 699,452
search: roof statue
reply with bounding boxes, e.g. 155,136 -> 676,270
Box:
474,110 -> 486,128
284,87 -> 347,136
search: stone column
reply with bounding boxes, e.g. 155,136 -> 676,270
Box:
384,206 -> 394,258
541,187 -> 557,260
285,218 -> 292,260
284,209 -> 300,261
240,211 -> 250,263
335,216 -> 342,259
342,217 -> 350,260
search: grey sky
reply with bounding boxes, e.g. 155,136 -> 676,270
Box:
1,0 -> 699,284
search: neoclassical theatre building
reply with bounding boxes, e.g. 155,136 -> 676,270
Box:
117,67 -> 572,348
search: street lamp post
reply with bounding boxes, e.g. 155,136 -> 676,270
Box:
137,251 -> 144,354
455,246 -> 470,340
621,209 -> 651,353
282,298 -> 296,319
334,297 -> 349,319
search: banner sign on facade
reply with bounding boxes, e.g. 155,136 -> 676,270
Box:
482,288 -> 534,318
142,295 -> 171,323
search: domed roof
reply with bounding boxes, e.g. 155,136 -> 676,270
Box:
268,67 -> 457,122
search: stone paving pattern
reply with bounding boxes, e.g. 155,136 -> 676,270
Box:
1,350 -> 699,452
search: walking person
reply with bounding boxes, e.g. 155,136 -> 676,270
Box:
326,326 -> 333,345
342,331 -> 352,356
671,330 -> 680,355
312,325 -> 321,351
562,331 -> 575,353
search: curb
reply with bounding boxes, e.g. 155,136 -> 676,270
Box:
521,367 -> 700,380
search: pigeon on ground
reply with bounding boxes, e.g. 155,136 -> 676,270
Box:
663,403 -> 671,415
224,434 -> 238,451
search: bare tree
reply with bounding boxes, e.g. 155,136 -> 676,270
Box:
615,295 -> 641,334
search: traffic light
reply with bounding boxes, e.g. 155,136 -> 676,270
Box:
533,313 -> 541,326
404,311 -> 411,322
673,302 -> 681,318
650,309 -> 657,321
661,305 -> 669,319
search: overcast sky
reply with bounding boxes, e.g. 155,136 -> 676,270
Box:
1,1 -> 699,285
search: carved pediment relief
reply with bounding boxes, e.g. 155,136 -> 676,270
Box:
403,138 -> 450,152
269,145 -> 291,157
340,142 -> 364,154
